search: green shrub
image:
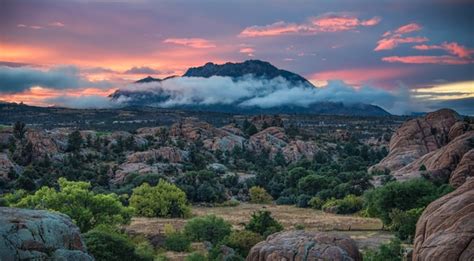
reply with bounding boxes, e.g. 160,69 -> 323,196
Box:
184,215 -> 232,244
224,230 -> 263,257
245,210 -> 283,237
216,199 -> 240,207
363,238 -> 403,261
322,195 -> 363,214
130,180 -> 190,218
308,196 -> 324,210
14,178 -> 133,232
275,196 -> 295,205
164,232 -> 191,252
364,179 -> 450,224
249,186 -> 273,204
295,194 -> 312,208
389,208 -> 424,242
84,226 -> 152,261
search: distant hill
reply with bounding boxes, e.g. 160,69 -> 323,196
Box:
110,60 -> 390,116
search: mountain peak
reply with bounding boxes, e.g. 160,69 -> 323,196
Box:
183,60 -> 312,87
135,76 -> 162,83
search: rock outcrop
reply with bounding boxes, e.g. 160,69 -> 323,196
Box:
392,131 -> 474,182
246,231 -> 361,261
0,207 -> 93,261
450,149 -> 474,188
370,109 -> 462,174
0,153 -> 18,179
413,177 -> 474,261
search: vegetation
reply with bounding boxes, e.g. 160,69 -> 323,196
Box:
249,186 -> 273,204
363,238 -> 403,261
12,178 -> 132,232
224,230 -> 263,257
245,210 -> 283,237
130,180 -> 190,218
164,232 -> 191,252
84,225 -> 154,261
184,215 -> 232,244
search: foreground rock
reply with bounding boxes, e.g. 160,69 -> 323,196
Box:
246,230 -> 361,261
0,207 -> 93,261
413,178 -> 474,261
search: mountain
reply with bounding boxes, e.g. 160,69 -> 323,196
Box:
183,60 -> 313,87
110,60 -> 390,116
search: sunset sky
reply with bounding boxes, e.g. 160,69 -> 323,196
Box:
0,0 -> 473,114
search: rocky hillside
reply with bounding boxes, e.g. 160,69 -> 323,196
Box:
0,207 -> 93,260
370,108 -> 473,186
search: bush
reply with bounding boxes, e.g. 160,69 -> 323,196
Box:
295,194 -> 312,208
14,178 -> 133,232
308,196 -> 324,209
389,208 -> 424,242
363,238 -> 403,261
84,226 -> 152,261
245,210 -> 283,237
322,195 -> 363,214
275,196 -> 295,205
185,252 -> 207,261
224,230 -> 263,257
184,215 -> 232,244
176,171 -> 226,203
249,186 -> 273,204
164,232 -> 191,252
130,180 -> 190,218
364,179 -> 450,224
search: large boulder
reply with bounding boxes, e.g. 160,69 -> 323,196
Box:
450,149 -> 474,188
126,147 -> 188,164
246,231 -> 361,261
0,207 -> 93,261
391,131 -> 474,183
413,177 -> 474,261
370,109 -> 461,174
0,153 -> 19,180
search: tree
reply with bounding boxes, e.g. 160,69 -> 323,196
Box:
67,130 -> 83,152
364,179 -> 450,225
84,226 -> 153,261
13,121 -> 27,140
176,170 -> 226,203
14,178 -> 132,232
389,208 -> 424,242
249,186 -> 273,204
245,124 -> 258,136
224,230 -> 263,257
130,180 -> 190,218
184,215 -> 232,244
245,210 -> 283,237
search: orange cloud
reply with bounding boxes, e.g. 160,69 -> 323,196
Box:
163,38 -> 216,48
382,55 -> 473,65
239,14 -> 380,37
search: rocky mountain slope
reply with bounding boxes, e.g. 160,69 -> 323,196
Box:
0,207 -> 93,260
370,109 -> 473,186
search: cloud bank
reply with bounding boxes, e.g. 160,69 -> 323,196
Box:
115,76 -> 412,114
0,65 -> 111,93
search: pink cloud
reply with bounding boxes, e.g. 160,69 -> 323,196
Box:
239,14 -> 380,37
375,36 -> 428,51
49,22 -> 65,27
413,42 -> 473,58
163,38 -> 216,48
382,55 -> 473,65
239,47 -> 255,57
394,23 -> 422,34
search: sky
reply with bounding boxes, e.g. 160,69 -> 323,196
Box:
0,0 -> 473,115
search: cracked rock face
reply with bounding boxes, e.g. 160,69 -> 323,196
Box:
413,178 -> 474,261
246,230 -> 361,261
0,207 -> 93,261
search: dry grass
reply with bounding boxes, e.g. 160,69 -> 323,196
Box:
125,203 -> 391,257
